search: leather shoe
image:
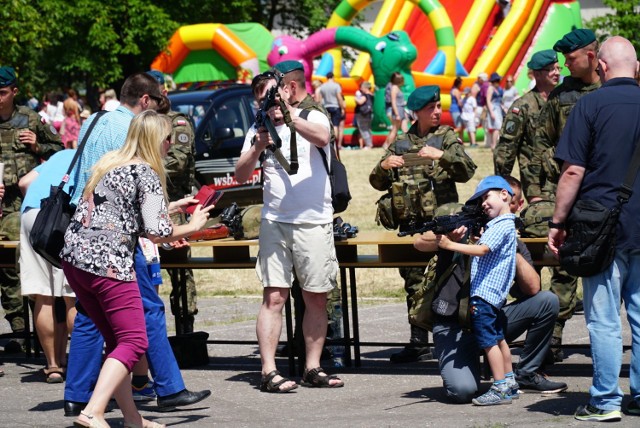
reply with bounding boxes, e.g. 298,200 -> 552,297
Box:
64,400 -> 87,417
156,389 -> 211,410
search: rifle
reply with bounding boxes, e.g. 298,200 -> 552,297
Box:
397,203 -> 488,237
254,71 -> 298,174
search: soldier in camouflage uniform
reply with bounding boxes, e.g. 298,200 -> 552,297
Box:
0,66 -> 63,346
148,70 -> 198,334
370,85 -> 477,363
528,29 -> 601,361
494,50 -> 560,195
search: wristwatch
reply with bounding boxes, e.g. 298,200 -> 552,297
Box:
548,220 -> 565,230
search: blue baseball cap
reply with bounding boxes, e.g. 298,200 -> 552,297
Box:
467,175 -> 514,204
147,70 -> 165,85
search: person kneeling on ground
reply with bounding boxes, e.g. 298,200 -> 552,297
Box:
414,176 -> 567,404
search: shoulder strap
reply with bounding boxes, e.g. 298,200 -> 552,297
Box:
617,135 -> 640,205
58,110 -> 107,190
300,109 -> 332,175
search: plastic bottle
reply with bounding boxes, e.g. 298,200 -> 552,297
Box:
331,303 -> 345,368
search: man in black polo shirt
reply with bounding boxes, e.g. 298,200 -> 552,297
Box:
549,36 -> 640,423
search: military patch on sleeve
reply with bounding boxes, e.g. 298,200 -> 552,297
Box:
511,107 -> 520,114
175,119 -> 187,126
177,133 -> 189,144
49,125 -> 58,135
504,120 -> 517,135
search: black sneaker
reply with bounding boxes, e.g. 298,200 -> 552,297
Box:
4,338 -> 24,354
548,337 -> 564,363
574,299 -> 584,314
389,346 -> 433,363
574,404 -> 621,422
516,372 -> 567,394
625,399 -> 640,416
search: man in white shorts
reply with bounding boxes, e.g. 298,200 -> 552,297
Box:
235,60 -> 344,393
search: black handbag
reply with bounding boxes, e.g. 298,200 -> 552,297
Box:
559,137 -> 640,277
29,111 -> 106,268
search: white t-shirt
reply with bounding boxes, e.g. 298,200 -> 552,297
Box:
241,109 -> 332,224
461,96 -> 477,122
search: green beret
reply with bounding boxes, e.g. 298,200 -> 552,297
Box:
407,85 -> 440,111
0,66 -> 16,87
273,60 -> 304,75
527,49 -> 558,70
553,28 -> 596,54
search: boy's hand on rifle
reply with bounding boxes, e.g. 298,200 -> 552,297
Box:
447,225 -> 468,242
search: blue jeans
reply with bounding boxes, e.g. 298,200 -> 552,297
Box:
582,249 -> 640,411
433,291 -> 558,403
65,246 -> 185,402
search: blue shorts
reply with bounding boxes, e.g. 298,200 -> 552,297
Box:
470,297 -> 506,349
326,106 -> 343,127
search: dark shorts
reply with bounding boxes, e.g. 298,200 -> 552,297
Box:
470,297 -> 506,349
326,106 -> 343,127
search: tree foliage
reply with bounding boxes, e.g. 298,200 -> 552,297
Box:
586,0 -> 640,53
0,0 -> 345,101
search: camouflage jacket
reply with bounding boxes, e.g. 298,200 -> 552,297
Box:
0,105 -> 63,214
493,89 -> 546,199
164,111 -> 196,201
369,124 -> 476,223
528,77 -> 600,200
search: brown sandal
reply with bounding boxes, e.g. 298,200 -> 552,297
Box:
44,366 -> 64,384
260,370 -> 298,393
301,367 -> 344,388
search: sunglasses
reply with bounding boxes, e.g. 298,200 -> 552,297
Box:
148,94 -> 163,104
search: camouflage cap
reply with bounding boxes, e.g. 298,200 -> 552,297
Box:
0,212 -> 21,241
527,49 -> 558,70
273,60 -> 304,75
553,28 -> 596,54
0,66 -> 17,87
407,85 -> 440,111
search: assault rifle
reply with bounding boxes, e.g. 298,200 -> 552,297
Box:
397,203 -> 488,237
253,70 -> 298,174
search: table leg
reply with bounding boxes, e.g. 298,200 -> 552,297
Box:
339,267 -> 352,367
349,267 -> 361,367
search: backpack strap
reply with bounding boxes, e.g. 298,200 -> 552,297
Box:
299,109 -> 332,175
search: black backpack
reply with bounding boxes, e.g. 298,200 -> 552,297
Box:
300,109 -> 352,213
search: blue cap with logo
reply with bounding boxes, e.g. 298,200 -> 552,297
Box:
147,70 -> 165,85
467,175 -> 514,204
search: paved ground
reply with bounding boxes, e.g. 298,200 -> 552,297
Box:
0,296 -> 637,427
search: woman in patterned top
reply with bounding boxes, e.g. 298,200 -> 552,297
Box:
61,110 -> 213,428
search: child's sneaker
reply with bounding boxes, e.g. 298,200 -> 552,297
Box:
506,378 -> 520,399
472,385 -> 512,406
574,404 -> 622,422
132,381 -> 157,401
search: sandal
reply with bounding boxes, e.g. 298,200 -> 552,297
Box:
301,367 -> 344,388
44,366 -> 64,384
74,411 -> 109,428
260,370 -> 298,393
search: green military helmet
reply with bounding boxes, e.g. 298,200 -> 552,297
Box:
435,203 -> 464,217
0,212 -> 21,241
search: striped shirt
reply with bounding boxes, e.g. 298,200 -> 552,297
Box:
70,106 -> 135,205
470,213 -> 517,308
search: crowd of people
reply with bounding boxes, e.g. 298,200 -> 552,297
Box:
0,26 -> 639,425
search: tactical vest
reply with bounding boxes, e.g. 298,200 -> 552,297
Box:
0,107 -> 42,213
390,131 -> 447,223
166,111 -> 196,201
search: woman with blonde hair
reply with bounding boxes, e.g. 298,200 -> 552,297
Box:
61,110 -> 213,428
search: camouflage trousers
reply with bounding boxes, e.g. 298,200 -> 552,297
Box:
548,267 -> 579,339
0,267 -> 24,332
164,212 -> 197,318
399,266 -> 430,345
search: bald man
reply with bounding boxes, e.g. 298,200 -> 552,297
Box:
549,36 -> 640,422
